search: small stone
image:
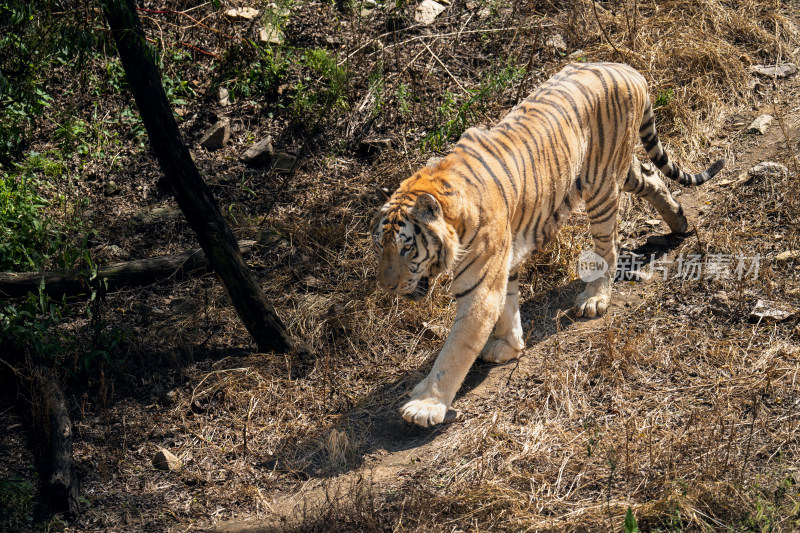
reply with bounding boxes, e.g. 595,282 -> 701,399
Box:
259,25 -> 283,44
169,297 -> 196,315
421,321 -> 447,340
776,250 -> 800,264
357,138 -> 392,157
134,206 -> 182,225
568,50 -> 586,61
414,0 -> 445,24
747,114 -> 773,134
545,33 -> 567,52
272,151 -> 297,172
199,118 -> 231,150
104,180 -> 121,196
217,87 -> 230,107
426,156 -> 443,167
751,63 -> 797,78
710,291 -> 732,316
645,219 -> 662,226
152,449 -> 181,471
225,7 -> 260,21
750,299 -> 798,323
240,136 -> 274,167
363,0 -> 377,7
749,162 -> 789,180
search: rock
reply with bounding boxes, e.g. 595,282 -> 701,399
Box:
357,138 -> 392,157
414,0 -> 446,24
240,136 -> 274,167
104,180 -> 121,196
272,151 -> 297,172
747,114 -> 773,134
545,33 -> 567,52
169,297 -> 196,315
749,161 -> 789,180
710,291 -> 732,316
751,63 -> 797,78
259,24 -> 283,44
225,7 -> 260,21
421,321 -> 447,340
217,87 -> 229,107
199,118 -> 231,150
568,50 -> 586,61
776,250 -> 800,264
749,299 -> 798,323
133,205 -> 182,225
152,449 -> 181,471
645,219 -> 662,226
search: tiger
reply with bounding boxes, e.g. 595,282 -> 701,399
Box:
371,62 -> 724,427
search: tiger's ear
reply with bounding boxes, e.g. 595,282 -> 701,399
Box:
410,193 -> 441,222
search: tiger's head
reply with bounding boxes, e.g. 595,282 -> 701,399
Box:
371,191 -> 459,301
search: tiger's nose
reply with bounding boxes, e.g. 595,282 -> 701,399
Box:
379,279 -> 398,291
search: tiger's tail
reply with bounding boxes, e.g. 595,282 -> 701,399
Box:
639,101 -> 725,186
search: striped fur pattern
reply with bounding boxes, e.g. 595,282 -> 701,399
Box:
371,62 -> 724,427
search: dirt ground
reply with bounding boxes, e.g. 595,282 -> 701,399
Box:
1,1 -> 800,531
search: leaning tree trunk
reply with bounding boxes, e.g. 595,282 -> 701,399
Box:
100,0 -> 301,354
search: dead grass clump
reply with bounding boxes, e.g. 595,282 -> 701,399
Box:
563,0 -> 797,160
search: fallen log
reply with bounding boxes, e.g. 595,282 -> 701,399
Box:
0,240 -> 255,299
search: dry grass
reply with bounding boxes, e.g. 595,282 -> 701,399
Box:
27,0 -> 798,531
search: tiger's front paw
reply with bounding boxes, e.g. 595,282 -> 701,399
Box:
480,336 -> 523,363
574,290 -> 611,318
401,397 -> 448,427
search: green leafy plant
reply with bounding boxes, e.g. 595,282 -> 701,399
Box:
395,83 -> 412,117
421,60 -> 524,152
290,47 -> 349,125
0,477 -> 35,531
0,152 -> 93,271
655,88 -> 674,109
624,507 -> 639,533
0,168 -> 54,270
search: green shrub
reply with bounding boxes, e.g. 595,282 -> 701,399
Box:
0,152 -> 91,271
0,168 -> 54,271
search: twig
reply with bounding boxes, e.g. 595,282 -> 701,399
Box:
136,7 -> 234,40
337,26 -> 548,66
591,0 -> 623,62
739,392 -> 759,480
143,36 -> 219,58
422,40 -> 468,95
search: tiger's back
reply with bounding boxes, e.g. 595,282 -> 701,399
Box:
372,62 -> 724,427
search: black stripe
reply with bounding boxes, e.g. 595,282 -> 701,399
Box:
453,256 -> 479,282
454,270 -> 487,299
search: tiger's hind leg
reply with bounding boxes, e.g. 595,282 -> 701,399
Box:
480,270 -> 524,363
623,155 -> 688,234
575,173 -> 620,318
